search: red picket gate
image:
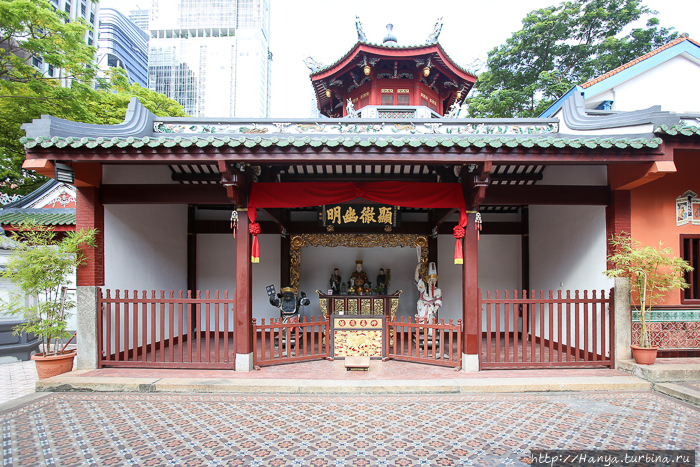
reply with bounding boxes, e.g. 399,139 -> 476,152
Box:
479,289 -> 614,369
385,317 -> 462,368
253,316 -> 330,366
98,289 -> 235,369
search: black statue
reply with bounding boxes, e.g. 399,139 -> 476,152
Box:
268,286 -> 310,323
329,268 -> 342,295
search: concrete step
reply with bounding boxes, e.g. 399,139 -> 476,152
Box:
617,358 -> 700,383
36,370 -> 651,395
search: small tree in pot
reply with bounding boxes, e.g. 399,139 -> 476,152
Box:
605,233 -> 692,364
0,222 -> 96,378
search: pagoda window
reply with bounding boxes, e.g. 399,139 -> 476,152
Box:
359,92 -> 369,109
381,88 -> 394,106
397,89 -> 410,105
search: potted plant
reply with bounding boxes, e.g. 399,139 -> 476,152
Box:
605,233 -> 692,365
0,222 -> 96,379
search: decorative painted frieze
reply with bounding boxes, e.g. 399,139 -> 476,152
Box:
153,120 -> 559,136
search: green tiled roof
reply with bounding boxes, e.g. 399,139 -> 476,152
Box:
655,124 -> 700,136
21,135 -> 663,150
0,211 -> 75,226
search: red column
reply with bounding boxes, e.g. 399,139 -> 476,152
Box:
462,212 -> 479,355
235,209 -> 253,356
605,190 -> 631,267
76,187 -> 104,287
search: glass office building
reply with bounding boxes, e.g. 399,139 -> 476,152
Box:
97,8 -> 149,87
147,0 -> 272,117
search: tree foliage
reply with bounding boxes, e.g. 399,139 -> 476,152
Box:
604,234 -> 692,347
0,0 -> 187,196
466,0 -> 678,118
0,222 -> 96,355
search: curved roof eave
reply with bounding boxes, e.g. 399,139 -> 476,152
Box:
310,41 -> 476,82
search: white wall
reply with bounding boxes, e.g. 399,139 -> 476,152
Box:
196,233 -> 281,322
529,205 -> 612,294
586,55 -> 700,113
104,204 -> 187,292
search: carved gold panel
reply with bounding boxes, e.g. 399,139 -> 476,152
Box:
289,234 -> 429,291
348,299 -> 358,314
361,299 -> 371,315
334,299 -> 345,313
373,299 -> 384,314
318,293 -> 328,318
390,297 -> 400,320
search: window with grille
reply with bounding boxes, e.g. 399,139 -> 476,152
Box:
358,92 -> 369,109
681,235 -> 700,302
381,89 -> 393,106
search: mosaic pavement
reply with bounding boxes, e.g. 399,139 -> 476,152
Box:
1,392 -> 699,466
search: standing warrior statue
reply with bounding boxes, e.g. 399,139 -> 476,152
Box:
269,287 -> 310,323
414,262 -> 442,323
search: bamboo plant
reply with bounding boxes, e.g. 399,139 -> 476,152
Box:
0,222 -> 96,356
604,234 -> 692,348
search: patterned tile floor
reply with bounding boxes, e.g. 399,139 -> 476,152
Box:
1,392 -> 699,466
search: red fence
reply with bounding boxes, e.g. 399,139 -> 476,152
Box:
98,289 -> 235,369
385,317 -> 462,368
479,289 -> 614,369
253,316 -> 330,367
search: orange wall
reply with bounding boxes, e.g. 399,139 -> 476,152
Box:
630,152 -> 700,305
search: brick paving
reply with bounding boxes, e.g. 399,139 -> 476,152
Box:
1,392 -> 699,466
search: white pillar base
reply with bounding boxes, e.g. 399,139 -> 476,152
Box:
76,286 -> 99,370
235,352 -> 254,372
614,277 -> 632,368
462,353 -> 479,372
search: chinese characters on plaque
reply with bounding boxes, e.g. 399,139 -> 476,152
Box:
319,204 -> 399,228
676,190 -> 700,226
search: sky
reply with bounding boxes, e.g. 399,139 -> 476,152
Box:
100,0 -> 700,118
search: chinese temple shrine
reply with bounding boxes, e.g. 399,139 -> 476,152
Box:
18,23 -> 700,372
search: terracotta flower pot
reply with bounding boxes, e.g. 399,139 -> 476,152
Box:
31,350 -> 76,379
630,344 -> 659,365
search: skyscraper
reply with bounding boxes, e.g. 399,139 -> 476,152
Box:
39,0 -> 100,85
147,0 -> 271,118
97,8 -> 149,87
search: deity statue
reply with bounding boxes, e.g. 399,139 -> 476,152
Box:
329,268 -> 342,295
415,262 -> 442,324
346,98 -> 358,118
349,260 -> 369,292
269,286 -> 310,323
376,268 -> 387,295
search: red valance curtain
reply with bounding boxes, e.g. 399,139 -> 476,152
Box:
247,181 -> 468,263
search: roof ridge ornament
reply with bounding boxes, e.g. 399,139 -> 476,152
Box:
355,16 -> 367,42
426,17 -> 443,44
303,56 -> 324,72
383,24 -> 397,45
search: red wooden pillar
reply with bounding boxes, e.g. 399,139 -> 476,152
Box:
76,186 -> 104,287
462,212 -> 479,370
235,208 -> 254,370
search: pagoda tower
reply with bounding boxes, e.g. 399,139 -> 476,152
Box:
307,18 -> 476,118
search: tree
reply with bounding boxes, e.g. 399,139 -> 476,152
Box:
0,0 -> 187,196
604,234 -> 692,348
466,0 -> 677,118
1,222 -> 97,356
